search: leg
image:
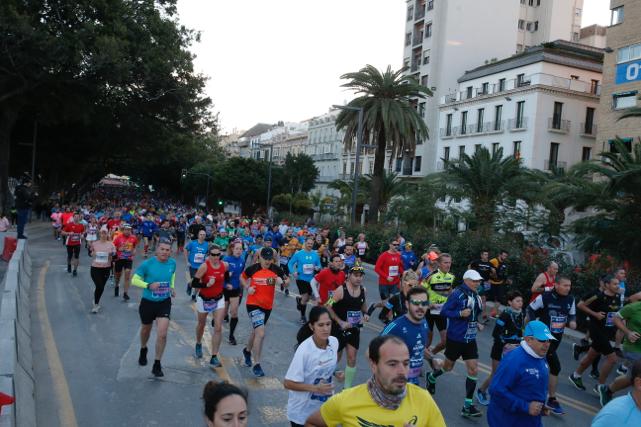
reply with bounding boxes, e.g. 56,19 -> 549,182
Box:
123,268 -> 132,294
210,306 -> 225,355
576,348 -> 600,375
196,312 -> 207,344
479,359 -> 499,393
140,324 -> 152,348
344,344 -> 358,388
154,317 -> 170,360
464,359 -> 479,406
597,352 -> 618,385
229,297 -> 240,339
251,326 -> 266,364
432,329 -> 447,355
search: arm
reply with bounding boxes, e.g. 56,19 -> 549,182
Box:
304,411 -> 327,427
526,295 -> 543,321
440,294 -> 465,319
530,273 -> 545,294
310,277 -> 320,300
287,252 -> 297,275
615,309 -> 641,342
577,295 -> 604,321
374,255 -> 385,278
131,273 -> 150,289
489,359 -> 532,415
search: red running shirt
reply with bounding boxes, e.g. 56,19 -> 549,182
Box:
314,268 -> 346,305
200,259 -> 226,299
63,223 -> 85,246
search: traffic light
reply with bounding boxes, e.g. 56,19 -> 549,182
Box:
181,169 -> 187,179
217,199 -> 223,206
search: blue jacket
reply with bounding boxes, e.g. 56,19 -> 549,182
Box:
441,284 -> 483,343
487,343 -> 549,427
400,249 -> 418,271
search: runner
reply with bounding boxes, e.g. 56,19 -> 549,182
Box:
112,223 -> 138,300
427,269 -> 484,418
325,264 -> 369,389
367,270 -> 420,322
288,237 -> 322,324
89,226 -> 116,313
188,215 -> 206,240
381,286 -> 430,386
184,230 -> 209,301
526,275 -> 576,415
354,233 -> 368,262
423,253 -> 455,356
192,245 -> 228,367
488,250 -> 510,318
85,216 -> 99,256
131,239 -> 177,377
340,244 -> 357,272
591,360 -> 641,427
241,247 -> 285,377
373,239 -> 404,323
202,381 -> 248,427
140,213 -> 157,257
223,241 -> 245,345
310,254 -> 345,307
304,335 -> 446,427
569,275 -> 623,393
50,208 -> 62,240
418,250 -> 439,281
284,306 -> 341,427
529,261 -> 558,302
476,290 -> 525,406
61,212 -> 85,276
175,216 -> 187,255
400,242 -> 418,271
469,249 -> 494,323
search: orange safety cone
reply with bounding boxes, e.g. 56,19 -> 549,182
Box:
1,236 -> 17,262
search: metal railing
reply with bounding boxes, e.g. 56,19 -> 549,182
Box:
544,160 -> 567,171
440,127 -> 454,138
548,118 -> 571,133
415,4 -> 425,19
580,123 -> 597,136
413,35 -> 423,47
508,117 -> 528,130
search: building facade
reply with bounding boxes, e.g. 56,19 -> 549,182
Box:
580,24 -> 607,48
403,0 -> 585,174
437,41 -> 603,171
596,0 -> 641,151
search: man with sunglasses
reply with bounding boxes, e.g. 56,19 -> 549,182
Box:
373,240 -> 404,323
381,286 -> 431,386
427,269 -> 484,418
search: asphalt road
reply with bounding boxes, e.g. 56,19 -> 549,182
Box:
27,222 -> 609,426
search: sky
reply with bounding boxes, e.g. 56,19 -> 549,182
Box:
176,0 -> 611,134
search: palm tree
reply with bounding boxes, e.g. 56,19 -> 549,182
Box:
439,146 -> 525,238
361,171 -> 407,217
336,65 -> 432,223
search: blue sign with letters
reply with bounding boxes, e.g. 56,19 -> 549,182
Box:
616,60 -> 641,84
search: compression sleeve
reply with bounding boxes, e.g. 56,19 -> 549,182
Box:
170,272 -> 175,289
132,274 -> 148,289
310,278 -> 320,299
527,295 -> 543,320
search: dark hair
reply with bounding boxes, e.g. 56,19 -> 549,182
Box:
330,254 -> 342,262
506,290 -> 523,302
406,286 -> 428,299
368,335 -> 406,364
557,275 -> 571,284
202,381 -> 248,421
602,274 -> 616,285
499,249 -> 509,255
296,306 -> 331,345
632,359 -> 641,380
438,253 -> 452,261
480,249 -> 489,254
158,238 -> 172,246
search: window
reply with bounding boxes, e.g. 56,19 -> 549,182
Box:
575,8 -> 582,17
590,79 -> 600,94
516,101 -> 525,128
419,102 -> 426,117
403,57 -> 410,69
498,78 -> 506,92
518,19 -> 525,30
421,75 -> 429,87
513,141 -> 522,158
477,108 -> 484,132
584,107 -> 595,134
572,32 -> 580,42
415,156 -> 422,172
428,1 -> 434,11
466,86 -> 473,99
549,143 -> 560,168
537,0 -> 541,5
446,113 -> 453,136
481,82 -> 489,94
459,145 -> 465,159
553,102 -> 563,128
443,147 -> 450,162
613,92 -> 638,110
395,158 -> 402,172
343,163 -> 347,174
582,147 -> 591,161
534,21 -> 539,31
461,111 -> 468,134
609,138 -> 633,153
528,0 -> 534,5
526,22 -> 533,31
611,6 -> 624,26
492,142 -> 500,154
405,33 -> 412,46
425,23 -> 432,38
475,144 -> 482,153
494,105 -> 503,130
517,73 -> 527,86
423,49 -> 430,64
407,6 -> 414,21
617,42 -> 641,64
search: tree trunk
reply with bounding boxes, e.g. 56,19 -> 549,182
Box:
368,129 -> 386,224
0,107 -> 19,212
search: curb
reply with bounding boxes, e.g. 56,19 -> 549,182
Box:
0,239 -> 35,427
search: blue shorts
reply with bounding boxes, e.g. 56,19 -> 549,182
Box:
378,284 -> 400,300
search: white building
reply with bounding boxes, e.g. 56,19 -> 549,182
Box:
403,0 -> 585,174
249,121 -> 308,162
306,110 -> 343,196
437,40 -> 603,171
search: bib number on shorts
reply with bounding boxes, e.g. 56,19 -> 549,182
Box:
303,263 -> 314,275
430,303 -> 443,315
464,321 -> 478,341
249,309 -> 266,328
347,310 -> 362,327
550,315 -> 566,334
95,251 -> 109,264
152,281 -> 171,298
202,297 -> 220,313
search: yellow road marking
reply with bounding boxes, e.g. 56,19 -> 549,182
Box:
36,261 -> 79,427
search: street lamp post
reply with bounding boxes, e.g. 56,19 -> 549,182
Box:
266,144 -> 273,219
181,169 -> 212,210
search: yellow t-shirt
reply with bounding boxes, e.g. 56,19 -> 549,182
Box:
320,383 -> 445,427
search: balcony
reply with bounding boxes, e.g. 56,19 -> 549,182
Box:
311,153 -> 339,161
338,173 -> 352,181
544,160 -> 567,171
414,4 -> 425,20
548,118 -> 571,133
410,60 -> 420,72
412,35 -> 423,47
580,123 -> 597,138
508,117 -> 528,131
440,127 -> 454,139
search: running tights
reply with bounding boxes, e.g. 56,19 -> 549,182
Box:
90,266 -> 111,304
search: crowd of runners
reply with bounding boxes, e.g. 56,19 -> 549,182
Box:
38,186 -> 641,427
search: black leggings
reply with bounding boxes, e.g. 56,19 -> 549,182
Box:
290,423 -> 304,427
90,266 -> 111,304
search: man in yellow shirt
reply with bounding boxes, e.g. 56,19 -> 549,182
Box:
304,335 -> 446,427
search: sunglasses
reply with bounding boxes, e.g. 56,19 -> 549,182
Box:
534,338 -> 550,343
210,253 -> 221,257
391,243 -> 400,246
409,300 -> 430,307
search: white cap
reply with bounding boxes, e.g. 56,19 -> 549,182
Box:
463,269 -> 483,281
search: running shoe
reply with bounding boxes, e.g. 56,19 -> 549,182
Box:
67,264 -> 72,273
426,373 -> 436,395
91,304 -> 100,314
229,335 -> 237,346
72,270 -> 77,277
252,363 -> 265,377
568,373 -> 586,391
299,317 -> 307,325
476,389 -> 490,406
114,286 -> 120,297
195,343 -> 203,359
210,355 -> 222,368
461,405 -> 482,418
366,303 -> 377,317
616,364 -> 628,376
242,348 -> 252,367
186,284 -> 192,296
138,347 -> 148,366
597,384 -> 613,407
285,288 -> 289,296
545,397 -> 565,415
123,293 -> 130,301
589,369 -> 600,380
152,361 -> 164,377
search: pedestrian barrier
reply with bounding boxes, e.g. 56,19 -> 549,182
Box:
1,237 -> 17,262
0,239 -> 35,427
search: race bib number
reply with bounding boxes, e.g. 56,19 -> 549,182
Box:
430,303 -> 443,315
202,297 -> 221,313
249,309 -> 266,328
358,246 -> 365,256
95,251 -> 109,264
550,315 -> 566,334
605,312 -> 616,328
310,377 -> 333,402
464,321 -> 478,341
347,310 -> 362,327
194,253 -> 205,264
152,281 -> 171,299
303,263 -> 315,275
120,250 -> 132,260
69,234 -> 81,243
389,266 -> 399,277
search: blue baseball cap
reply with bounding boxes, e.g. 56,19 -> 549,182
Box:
524,320 -> 557,341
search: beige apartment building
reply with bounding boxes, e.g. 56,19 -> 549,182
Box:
596,0 -> 641,152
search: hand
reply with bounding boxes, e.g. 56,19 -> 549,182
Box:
315,380 -> 334,395
247,286 -> 256,295
627,331 -> 641,343
528,401 -> 544,416
594,312 -> 606,321
363,314 -> 370,323
569,321 -> 577,330
460,308 -> 472,318
387,276 -> 393,282
340,321 -> 349,330
226,284 -> 233,290
334,371 -> 345,382
148,282 -> 159,291
171,289 -> 176,298
478,323 -> 485,331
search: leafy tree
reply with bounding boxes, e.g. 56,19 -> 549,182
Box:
388,177 -> 443,229
282,153 -> 319,194
336,65 -> 431,223
361,171 -> 407,218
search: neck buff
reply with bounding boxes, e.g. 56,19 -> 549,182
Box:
367,376 -> 407,410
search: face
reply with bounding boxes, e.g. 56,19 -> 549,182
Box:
329,257 -> 343,270
232,244 -> 243,257
389,242 -> 399,252
207,394 -> 248,427
370,342 -> 409,395
305,239 -> 314,250
346,237 -> 354,245
358,234 -> 365,241
123,227 -> 131,236
439,257 -> 452,273
315,235 -> 322,243
156,243 -> 171,261
524,336 -> 550,357
480,251 -> 489,261
605,278 -> 620,294
198,230 -> 206,240
402,278 -> 418,294
548,263 -> 559,276
464,278 -> 481,291
311,313 -> 332,341
344,245 -> 353,255
349,272 -> 364,286
508,296 -> 523,310
615,269 -> 626,281
406,293 -> 428,321
263,240 -> 271,247
499,252 -> 509,261
555,279 -> 571,296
